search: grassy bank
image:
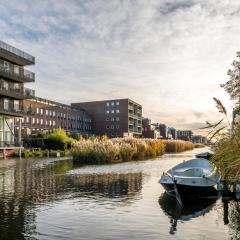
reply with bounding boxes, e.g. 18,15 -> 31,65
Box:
72,138 -> 202,164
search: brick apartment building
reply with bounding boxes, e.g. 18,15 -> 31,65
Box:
16,97 -> 92,137
72,99 -> 142,138
0,40 -> 35,147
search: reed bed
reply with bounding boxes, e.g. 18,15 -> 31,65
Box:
163,140 -> 194,153
72,137 -> 197,164
193,143 -> 205,148
212,128 -> 240,181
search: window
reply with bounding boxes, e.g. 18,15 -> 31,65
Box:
36,108 -> 39,114
111,110 -> 114,114
40,119 -> 43,125
53,120 -> 56,126
40,109 -> 43,115
106,102 -> 110,106
111,125 -> 114,129
106,117 -> 109,121
116,125 -> 119,129
36,118 -> 39,124
53,111 -> 56,117
111,117 -> 114,121
116,117 -> 119,121
111,102 -> 114,106
46,110 -> 48,116
106,125 -> 110,129
106,110 -> 110,114
116,101 -> 119,106
32,118 -> 35,124
116,109 -> 120,113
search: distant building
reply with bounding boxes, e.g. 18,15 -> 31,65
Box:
177,130 -> 193,141
142,118 -> 160,139
72,99 -> 142,138
152,123 -> 168,139
192,135 -> 207,144
168,127 -> 177,139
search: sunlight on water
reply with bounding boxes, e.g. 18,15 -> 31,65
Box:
0,148 -> 236,240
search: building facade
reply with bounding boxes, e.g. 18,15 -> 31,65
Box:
0,40 -> 35,146
177,130 -> 193,141
72,99 -> 142,138
142,118 -> 160,139
16,97 -> 92,137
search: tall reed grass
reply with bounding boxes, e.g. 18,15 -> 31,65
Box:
72,137 -> 197,164
211,128 -> 240,181
163,140 -> 194,153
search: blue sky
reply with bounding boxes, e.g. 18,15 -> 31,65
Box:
0,0 -> 239,131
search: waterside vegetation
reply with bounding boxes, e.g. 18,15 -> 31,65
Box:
71,137 -> 203,164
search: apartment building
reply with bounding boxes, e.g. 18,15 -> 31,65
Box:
142,118 -> 160,139
177,130 -> 193,141
0,40 -> 35,146
16,97 -> 92,137
72,99 -> 142,138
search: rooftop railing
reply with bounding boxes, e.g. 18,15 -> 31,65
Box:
0,40 -> 35,63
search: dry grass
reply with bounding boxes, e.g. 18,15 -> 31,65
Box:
163,140 -> 194,153
72,137 -> 198,164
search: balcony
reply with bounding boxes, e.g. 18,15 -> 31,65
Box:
0,83 -> 35,99
0,40 -> 35,66
0,65 -> 35,82
0,102 -> 34,117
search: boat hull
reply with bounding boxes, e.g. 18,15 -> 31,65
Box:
161,182 -> 218,199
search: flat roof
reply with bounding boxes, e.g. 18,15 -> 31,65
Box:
0,40 -> 35,65
72,98 -> 142,106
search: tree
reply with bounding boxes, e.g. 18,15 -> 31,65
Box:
221,51 -> 240,102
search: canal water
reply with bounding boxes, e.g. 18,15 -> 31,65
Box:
0,148 -> 238,240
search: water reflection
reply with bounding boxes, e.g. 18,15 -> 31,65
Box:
222,199 -> 240,240
0,159 -> 143,240
159,193 -> 217,235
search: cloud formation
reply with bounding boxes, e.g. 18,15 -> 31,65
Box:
0,0 -> 238,131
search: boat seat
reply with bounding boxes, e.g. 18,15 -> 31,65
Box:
174,167 -> 205,177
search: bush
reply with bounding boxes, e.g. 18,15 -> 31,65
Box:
44,128 -> 76,150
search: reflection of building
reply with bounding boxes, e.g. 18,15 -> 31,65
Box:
0,159 -> 143,239
72,99 -> 142,138
142,118 -> 160,139
0,40 -> 35,146
16,97 -> 92,137
177,130 -> 193,141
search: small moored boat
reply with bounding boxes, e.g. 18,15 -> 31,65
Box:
159,158 -> 220,201
196,152 -> 213,160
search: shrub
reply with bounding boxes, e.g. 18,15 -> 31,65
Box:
44,128 -> 76,150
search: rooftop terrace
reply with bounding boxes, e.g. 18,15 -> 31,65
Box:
0,40 -> 35,66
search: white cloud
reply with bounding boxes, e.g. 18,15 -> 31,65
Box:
0,0 -> 238,131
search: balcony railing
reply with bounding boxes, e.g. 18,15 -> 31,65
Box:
0,40 -> 35,63
0,65 -> 35,82
0,102 -> 34,116
0,84 -> 35,99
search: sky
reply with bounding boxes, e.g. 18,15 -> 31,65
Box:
0,0 -> 239,132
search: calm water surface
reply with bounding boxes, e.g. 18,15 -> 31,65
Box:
0,148 -> 238,240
